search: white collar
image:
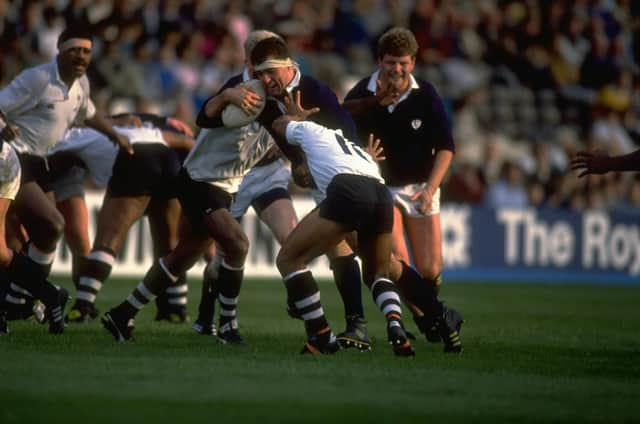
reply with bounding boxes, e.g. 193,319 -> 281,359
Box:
285,66 -> 301,93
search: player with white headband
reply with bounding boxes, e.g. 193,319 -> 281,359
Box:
0,26 -> 132,334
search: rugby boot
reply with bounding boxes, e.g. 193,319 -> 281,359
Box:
435,308 -> 464,353
387,320 -> 415,357
217,327 -> 246,345
102,309 -> 135,342
336,315 -> 371,351
155,305 -> 190,323
301,329 -> 340,355
414,314 -> 441,343
44,286 -> 69,334
65,301 -> 99,323
192,320 -> 217,336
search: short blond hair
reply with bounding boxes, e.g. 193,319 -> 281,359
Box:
377,27 -> 418,59
244,30 -> 283,58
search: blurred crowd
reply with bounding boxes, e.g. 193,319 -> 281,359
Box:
1,0 -> 640,213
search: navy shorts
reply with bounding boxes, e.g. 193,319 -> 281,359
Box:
49,165 -> 87,202
107,144 -> 182,199
19,153 -> 83,192
319,173 -> 393,239
176,168 -> 233,227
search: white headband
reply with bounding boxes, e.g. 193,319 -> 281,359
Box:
252,58 -> 296,72
58,38 -> 92,53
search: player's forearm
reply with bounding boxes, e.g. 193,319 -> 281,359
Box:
162,131 -> 195,150
611,149 -> 640,172
84,115 -> 120,142
427,149 -> 454,189
196,93 -> 229,128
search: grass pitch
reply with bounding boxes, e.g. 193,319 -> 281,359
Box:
0,278 -> 638,423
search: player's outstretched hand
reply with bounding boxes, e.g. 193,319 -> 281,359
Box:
365,133 -> 385,162
284,91 -> 319,120
375,79 -> 400,106
570,150 -> 611,177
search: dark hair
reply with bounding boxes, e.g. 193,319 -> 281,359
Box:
250,37 -> 290,66
377,27 -> 418,59
57,26 -> 93,47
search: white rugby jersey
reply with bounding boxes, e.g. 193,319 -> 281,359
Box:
49,125 -> 165,187
0,60 -> 96,156
183,122 -> 273,194
285,120 -> 383,198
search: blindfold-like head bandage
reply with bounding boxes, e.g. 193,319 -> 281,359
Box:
252,58 -> 296,72
58,38 -> 92,53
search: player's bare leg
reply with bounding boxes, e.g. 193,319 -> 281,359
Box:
276,209 -> 345,354
12,181 -> 64,281
103,216 -> 213,341
56,195 -> 91,290
68,195 -> 150,322
2,187 -> 67,334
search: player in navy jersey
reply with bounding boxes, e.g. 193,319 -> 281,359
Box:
196,36 -> 373,349
343,27 -> 464,347
100,32 -> 278,343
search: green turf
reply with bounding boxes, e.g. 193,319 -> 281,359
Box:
0,278 -> 638,423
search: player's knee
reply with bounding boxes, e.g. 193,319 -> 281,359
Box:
35,211 -> 66,248
418,259 -> 442,281
225,233 -> 249,262
0,248 -> 12,268
275,248 -> 295,275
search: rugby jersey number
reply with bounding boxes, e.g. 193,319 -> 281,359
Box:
334,133 -> 372,163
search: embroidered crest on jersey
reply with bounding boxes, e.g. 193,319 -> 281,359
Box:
411,119 -> 422,130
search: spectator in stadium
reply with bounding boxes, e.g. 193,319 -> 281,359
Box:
0,26 -> 131,334
484,160 -> 529,209
342,27 -> 457,343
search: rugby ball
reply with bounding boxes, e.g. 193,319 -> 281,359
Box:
221,79 -> 266,128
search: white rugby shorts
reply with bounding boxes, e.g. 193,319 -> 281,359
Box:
229,158 -> 291,218
388,183 -> 441,217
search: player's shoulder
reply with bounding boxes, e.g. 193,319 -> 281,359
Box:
298,74 -> 334,95
413,77 -> 442,99
14,62 -> 54,89
219,74 -> 245,92
344,76 -> 371,99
